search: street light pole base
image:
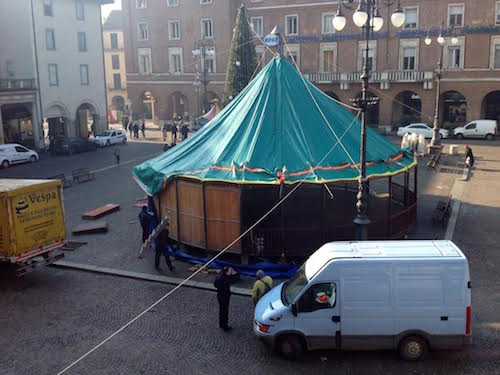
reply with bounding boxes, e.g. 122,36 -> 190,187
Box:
354,214 -> 371,241
427,144 -> 443,155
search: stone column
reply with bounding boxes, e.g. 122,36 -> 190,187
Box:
31,101 -> 43,150
0,105 -> 4,144
378,95 -> 393,129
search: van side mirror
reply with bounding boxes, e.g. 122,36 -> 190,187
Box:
291,303 -> 298,317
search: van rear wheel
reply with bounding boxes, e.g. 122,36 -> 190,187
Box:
277,335 -> 304,361
485,134 -> 494,140
398,335 -> 429,361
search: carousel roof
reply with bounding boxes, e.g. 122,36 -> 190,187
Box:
133,57 -> 416,196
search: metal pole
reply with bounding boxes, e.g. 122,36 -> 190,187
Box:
429,23 -> 444,153
202,42 -> 208,113
354,0 -> 372,240
429,45 -> 443,151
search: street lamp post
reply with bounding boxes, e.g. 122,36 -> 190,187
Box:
332,0 -> 405,240
425,23 -> 457,154
193,39 -> 215,114
193,69 -> 201,116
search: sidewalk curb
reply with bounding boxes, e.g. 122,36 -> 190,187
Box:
445,178 -> 467,241
53,260 -> 252,297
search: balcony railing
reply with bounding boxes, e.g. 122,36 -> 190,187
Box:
304,70 -> 433,84
0,79 -> 36,91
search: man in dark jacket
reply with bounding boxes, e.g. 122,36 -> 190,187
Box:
171,123 -> 178,144
138,206 -> 152,243
155,225 -> 174,271
181,123 -> 189,141
214,267 -> 232,331
465,144 -> 474,167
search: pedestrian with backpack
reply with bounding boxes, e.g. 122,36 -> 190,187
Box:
251,270 -> 273,307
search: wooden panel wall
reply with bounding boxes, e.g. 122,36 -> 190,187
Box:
177,179 -> 206,248
158,182 -> 178,241
205,183 -> 241,253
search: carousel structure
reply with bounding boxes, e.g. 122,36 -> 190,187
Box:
133,57 -> 417,260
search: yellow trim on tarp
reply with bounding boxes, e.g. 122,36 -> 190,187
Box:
166,156 -> 418,187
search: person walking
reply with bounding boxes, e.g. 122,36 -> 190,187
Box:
251,270 -> 273,307
129,122 -> 134,138
214,267 -> 232,331
181,123 -> 189,141
113,145 -> 120,164
138,206 -> 152,243
155,224 -> 174,272
133,123 -> 139,139
171,123 -> 178,144
465,144 -> 474,168
162,123 -> 169,141
141,120 -> 146,138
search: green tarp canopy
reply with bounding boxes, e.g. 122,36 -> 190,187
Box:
133,57 -> 416,196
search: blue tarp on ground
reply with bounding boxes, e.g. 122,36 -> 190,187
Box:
167,246 -> 299,279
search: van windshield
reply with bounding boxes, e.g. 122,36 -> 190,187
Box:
281,264 -> 308,306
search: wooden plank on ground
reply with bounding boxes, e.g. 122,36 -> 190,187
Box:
72,221 -> 108,235
134,199 -> 148,208
82,204 -> 120,220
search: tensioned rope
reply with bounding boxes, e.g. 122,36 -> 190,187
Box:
56,111 -> 360,375
282,37 -> 362,173
294,39 -> 435,123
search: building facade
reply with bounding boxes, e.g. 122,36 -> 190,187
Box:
245,0 -> 500,129
0,0 -> 110,150
123,0 -> 500,129
122,0 -> 240,122
103,10 -> 129,120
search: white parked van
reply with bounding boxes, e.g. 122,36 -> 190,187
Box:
254,240 -> 471,361
453,120 -> 497,140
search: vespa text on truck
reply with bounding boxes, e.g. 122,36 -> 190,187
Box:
254,240 -> 471,361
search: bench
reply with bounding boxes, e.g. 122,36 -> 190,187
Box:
427,153 -> 441,169
432,195 -> 452,225
72,168 -> 95,183
49,173 -> 72,188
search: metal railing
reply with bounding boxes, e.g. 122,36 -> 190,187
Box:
305,70 -> 431,84
0,79 -> 36,91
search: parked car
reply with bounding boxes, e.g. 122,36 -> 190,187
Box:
94,129 -> 127,146
51,137 -> 97,155
453,120 -> 497,140
0,143 -> 39,168
397,123 -> 449,139
254,240 -> 471,361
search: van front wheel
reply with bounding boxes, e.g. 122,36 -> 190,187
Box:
277,335 -> 304,361
398,335 -> 429,361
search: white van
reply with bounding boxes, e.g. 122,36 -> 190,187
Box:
453,120 -> 497,140
0,144 -> 39,168
254,240 -> 471,361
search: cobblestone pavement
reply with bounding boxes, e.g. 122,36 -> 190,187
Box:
1,136 -> 500,374
1,267 -> 499,375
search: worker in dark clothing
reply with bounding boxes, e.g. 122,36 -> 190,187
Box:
214,267 -> 233,331
155,225 -> 174,272
171,123 -> 178,144
138,206 -> 152,243
465,144 -> 474,167
181,123 -> 189,141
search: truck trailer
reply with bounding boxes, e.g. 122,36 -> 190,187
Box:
0,179 -> 66,276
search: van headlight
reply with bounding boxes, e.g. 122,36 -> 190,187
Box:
269,316 -> 281,321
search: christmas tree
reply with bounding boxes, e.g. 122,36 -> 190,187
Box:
222,4 -> 257,107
